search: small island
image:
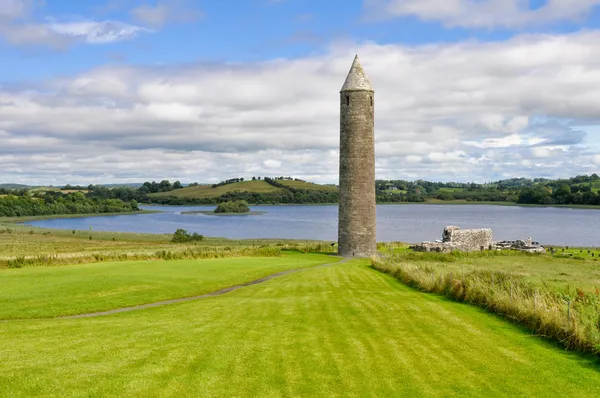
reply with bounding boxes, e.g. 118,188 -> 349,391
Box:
182,200 -> 265,216
214,200 -> 251,213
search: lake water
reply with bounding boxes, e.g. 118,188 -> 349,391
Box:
24,204 -> 600,246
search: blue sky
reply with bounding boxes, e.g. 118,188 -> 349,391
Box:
2,0 -> 600,184
7,0 -> 600,80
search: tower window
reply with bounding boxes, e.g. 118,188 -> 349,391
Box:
346,96 -> 349,106
370,96 -> 373,106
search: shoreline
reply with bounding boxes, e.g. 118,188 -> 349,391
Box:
0,210 -> 160,224
142,201 -> 600,210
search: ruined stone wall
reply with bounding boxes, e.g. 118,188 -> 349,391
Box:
443,226 -> 493,251
338,89 -> 376,257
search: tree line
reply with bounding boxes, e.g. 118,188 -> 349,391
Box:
5,174 -> 600,208
0,191 -> 139,217
376,174 -> 600,205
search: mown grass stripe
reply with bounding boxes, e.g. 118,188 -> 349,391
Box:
1,259 -> 600,396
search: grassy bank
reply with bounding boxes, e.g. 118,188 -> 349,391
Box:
378,245 -> 600,292
0,223 -> 335,268
1,260 -> 599,396
373,251 -> 600,355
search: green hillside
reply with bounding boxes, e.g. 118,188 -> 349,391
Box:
151,180 -> 280,198
151,180 -> 337,199
0,184 -> 30,189
278,179 -> 338,191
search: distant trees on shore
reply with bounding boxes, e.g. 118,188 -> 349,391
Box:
0,191 -> 139,217
375,174 -> 600,205
4,174 -> 600,208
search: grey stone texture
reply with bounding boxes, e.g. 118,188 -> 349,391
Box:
411,226 -> 493,253
411,226 -> 546,254
338,55 -> 377,257
495,239 -> 546,253
442,226 -> 493,250
341,55 -> 374,91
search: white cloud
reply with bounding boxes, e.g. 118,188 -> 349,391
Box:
0,1 -> 151,48
365,0 -> 600,28
263,159 -> 283,169
3,30 -> 600,184
131,0 -> 203,28
0,0 -> 31,21
45,17 -> 152,44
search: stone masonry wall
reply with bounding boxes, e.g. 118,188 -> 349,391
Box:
443,226 -> 493,251
338,89 -> 376,257
411,226 -> 493,253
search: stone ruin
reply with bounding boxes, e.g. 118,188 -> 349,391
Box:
494,237 -> 546,254
411,226 -> 493,253
410,226 -> 546,253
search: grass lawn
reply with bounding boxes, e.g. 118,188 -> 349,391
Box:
0,259 -> 599,396
0,253 -> 337,319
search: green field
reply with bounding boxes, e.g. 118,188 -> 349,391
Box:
278,179 -> 338,191
438,187 -> 466,192
380,246 -> 600,292
0,253 -> 336,319
151,180 -> 336,199
1,259 -> 600,396
0,222 -> 326,256
28,187 -> 89,194
153,180 -> 280,198
1,229 -> 600,395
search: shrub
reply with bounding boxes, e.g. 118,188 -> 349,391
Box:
214,200 -> 250,213
171,228 -> 205,243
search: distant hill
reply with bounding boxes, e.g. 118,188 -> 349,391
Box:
278,180 -> 337,191
100,183 -> 144,188
150,180 -> 337,199
0,184 -> 30,189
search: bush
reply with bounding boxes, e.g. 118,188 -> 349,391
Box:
214,200 -> 250,213
171,228 -> 205,243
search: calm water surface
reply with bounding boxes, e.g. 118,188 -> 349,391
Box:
25,204 -> 600,246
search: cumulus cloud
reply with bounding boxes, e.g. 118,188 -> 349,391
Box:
130,0 -> 203,28
44,17 -> 152,44
2,30 -> 600,184
0,1 -> 151,48
0,0 -> 31,21
364,0 -> 600,28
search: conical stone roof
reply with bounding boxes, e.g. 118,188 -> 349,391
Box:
340,55 -> 373,92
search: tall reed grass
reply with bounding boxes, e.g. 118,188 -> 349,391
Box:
372,256 -> 600,356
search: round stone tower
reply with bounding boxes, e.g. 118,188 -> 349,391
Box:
338,55 -> 377,257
